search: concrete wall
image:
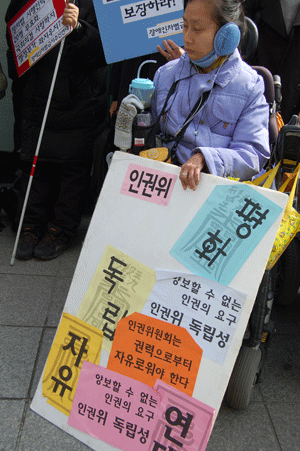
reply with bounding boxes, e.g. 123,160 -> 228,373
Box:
0,0 -> 14,152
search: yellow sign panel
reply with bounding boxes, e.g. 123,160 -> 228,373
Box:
42,313 -> 103,416
77,245 -> 156,352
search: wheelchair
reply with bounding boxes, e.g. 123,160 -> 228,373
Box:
225,18 -> 300,410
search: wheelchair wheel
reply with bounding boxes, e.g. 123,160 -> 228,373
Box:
225,345 -> 262,410
274,237 -> 300,306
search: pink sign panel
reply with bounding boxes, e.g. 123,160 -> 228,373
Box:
68,361 -> 161,450
120,163 -> 177,206
7,0 -> 71,77
151,380 -> 216,451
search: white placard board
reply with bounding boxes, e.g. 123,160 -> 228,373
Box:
31,152 -> 288,450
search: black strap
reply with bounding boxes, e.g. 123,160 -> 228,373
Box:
172,88 -> 211,146
145,79 -> 180,147
147,78 -> 213,163
169,86 -> 212,163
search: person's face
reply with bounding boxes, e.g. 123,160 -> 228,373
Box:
183,0 -> 219,61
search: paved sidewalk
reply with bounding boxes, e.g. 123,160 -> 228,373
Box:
0,213 -> 299,451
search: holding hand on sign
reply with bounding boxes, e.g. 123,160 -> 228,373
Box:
62,0 -> 79,29
179,153 -> 207,191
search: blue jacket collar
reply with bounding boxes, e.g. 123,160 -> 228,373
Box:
175,49 -> 241,88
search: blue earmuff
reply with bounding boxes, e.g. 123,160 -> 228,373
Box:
214,22 -> 241,56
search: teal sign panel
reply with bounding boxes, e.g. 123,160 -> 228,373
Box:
170,184 -> 283,285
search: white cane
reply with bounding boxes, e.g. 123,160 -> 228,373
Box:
10,38 -> 66,266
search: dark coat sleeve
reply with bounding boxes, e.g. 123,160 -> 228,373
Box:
109,62 -> 123,101
67,0 -> 106,69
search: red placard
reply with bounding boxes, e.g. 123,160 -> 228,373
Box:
7,0 -> 71,77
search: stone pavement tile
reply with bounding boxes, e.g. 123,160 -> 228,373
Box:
56,232 -> 85,279
46,277 -> 72,327
0,237 -> 59,276
18,409 -> 91,451
30,328 -> 56,397
0,274 -> 55,327
0,326 -> 42,398
206,402 -> 281,451
267,403 -> 300,450
259,335 -> 300,402
0,399 -> 25,451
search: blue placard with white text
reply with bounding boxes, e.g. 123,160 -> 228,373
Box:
93,0 -> 184,63
170,184 -> 283,285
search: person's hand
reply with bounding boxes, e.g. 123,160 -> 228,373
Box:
62,0 -> 79,29
179,153 -> 207,190
110,101 -> 118,117
157,39 -> 184,62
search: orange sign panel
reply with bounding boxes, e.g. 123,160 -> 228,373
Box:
107,312 -> 203,396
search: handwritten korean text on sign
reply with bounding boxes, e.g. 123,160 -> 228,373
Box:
107,313 -> 203,396
170,184 -> 283,285
120,163 -> 177,206
152,380 -> 215,451
7,0 -> 71,76
120,0 -> 183,24
76,245 -> 156,353
147,18 -> 183,39
42,313 -> 103,416
142,271 -> 247,364
68,362 -> 160,450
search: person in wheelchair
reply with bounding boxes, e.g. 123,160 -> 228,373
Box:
151,0 -> 270,191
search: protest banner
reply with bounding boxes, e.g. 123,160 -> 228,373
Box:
92,0 -> 184,63
31,152 -> 288,450
6,0 -> 71,77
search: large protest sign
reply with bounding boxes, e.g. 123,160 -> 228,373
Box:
31,152 -> 288,450
92,0 -> 184,63
7,0 -> 71,77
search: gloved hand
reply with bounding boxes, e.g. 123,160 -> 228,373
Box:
114,94 -> 144,151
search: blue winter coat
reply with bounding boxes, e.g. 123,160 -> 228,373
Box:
151,50 -> 270,181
